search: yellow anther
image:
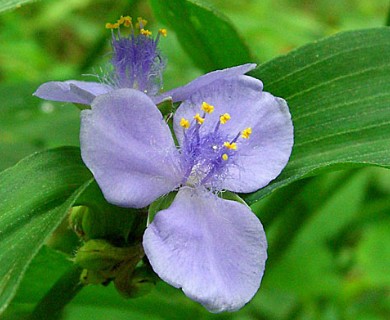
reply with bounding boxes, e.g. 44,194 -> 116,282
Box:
194,113 -> 205,125
140,29 -> 152,36
136,17 -> 148,28
222,154 -> 229,161
180,118 -> 190,129
201,102 -> 214,114
219,113 -> 231,124
241,127 -> 252,139
117,16 -> 125,25
159,28 -> 168,37
116,16 -> 132,27
105,22 -> 120,29
123,16 -> 132,27
223,142 -> 237,150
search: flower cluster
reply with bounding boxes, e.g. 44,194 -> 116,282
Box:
35,16 -> 294,313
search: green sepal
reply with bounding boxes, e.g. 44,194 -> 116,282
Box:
80,269 -> 108,286
73,103 -> 91,110
74,239 -> 143,274
219,191 -> 249,207
156,97 -> 174,117
148,192 -> 177,224
71,180 -> 147,243
114,264 -> 157,298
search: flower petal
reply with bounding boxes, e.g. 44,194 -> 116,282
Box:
156,63 -> 257,103
80,88 -> 182,208
34,80 -> 112,105
174,75 -> 293,193
143,187 -> 267,312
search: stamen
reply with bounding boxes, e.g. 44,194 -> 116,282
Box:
222,154 -> 229,161
105,22 -> 120,29
136,17 -> 148,29
194,113 -> 205,125
220,113 -> 231,124
158,28 -> 168,37
223,142 -> 237,150
117,16 -> 125,25
108,16 -> 132,30
180,118 -> 190,129
140,29 -> 152,36
241,127 -> 252,139
201,102 -> 214,114
116,16 -> 124,25
104,15 -> 166,96
123,16 -> 132,27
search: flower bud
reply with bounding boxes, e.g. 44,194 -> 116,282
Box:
74,239 -> 143,275
69,206 -> 88,239
69,202 -> 145,242
80,269 -> 108,285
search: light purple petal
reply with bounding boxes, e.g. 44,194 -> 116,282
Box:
143,187 -> 267,312
174,75 -> 293,193
34,80 -> 112,105
155,63 -> 257,103
80,88 -> 183,208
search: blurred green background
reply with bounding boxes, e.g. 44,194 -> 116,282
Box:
0,0 -> 389,319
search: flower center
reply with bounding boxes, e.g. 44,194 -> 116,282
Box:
105,16 -> 167,96
179,102 -> 252,188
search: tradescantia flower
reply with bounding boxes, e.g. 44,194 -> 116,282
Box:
34,16 -> 167,105
33,16 -> 257,106
80,73 -> 294,312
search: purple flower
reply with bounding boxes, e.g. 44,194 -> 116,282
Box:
80,73 -> 293,312
33,16 -> 257,106
34,17 -> 166,105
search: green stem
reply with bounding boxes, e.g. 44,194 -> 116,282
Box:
29,266 -> 84,320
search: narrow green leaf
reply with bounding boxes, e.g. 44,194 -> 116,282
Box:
0,0 -> 38,13
1,246 -> 73,319
245,28 -> 390,204
0,147 -> 92,314
30,265 -> 83,320
149,0 -> 253,72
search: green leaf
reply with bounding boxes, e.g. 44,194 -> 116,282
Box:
0,0 -> 38,13
1,246 -> 73,319
67,282 -> 214,320
149,0 -> 253,72
0,83 -> 80,171
356,221 -> 390,286
259,170 -> 369,306
0,147 -> 92,315
245,28 -> 390,204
